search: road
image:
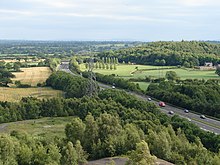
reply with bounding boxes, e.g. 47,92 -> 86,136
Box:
131,92 -> 220,134
59,63 -> 220,135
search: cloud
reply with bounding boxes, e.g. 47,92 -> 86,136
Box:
0,0 -> 220,40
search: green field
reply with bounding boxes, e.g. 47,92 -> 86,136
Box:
135,82 -> 150,91
80,64 -> 220,80
0,117 -> 75,138
80,64 -> 160,77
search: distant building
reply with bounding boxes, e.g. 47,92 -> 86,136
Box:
204,62 -> 213,67
199,62 -> 215,70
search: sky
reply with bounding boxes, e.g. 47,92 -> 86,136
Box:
0,0 -> 220,41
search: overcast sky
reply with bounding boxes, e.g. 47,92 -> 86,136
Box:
0,0 -> 219,41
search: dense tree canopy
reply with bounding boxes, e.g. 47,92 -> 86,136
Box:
98,41 -> 220,66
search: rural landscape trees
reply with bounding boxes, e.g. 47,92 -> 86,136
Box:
0,40 -> 220,164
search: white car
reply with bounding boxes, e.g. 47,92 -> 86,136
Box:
168,111 -> 174,115
200,115 -> 206,119
112,85 -> 115,89
184,109 -> 189,113
147,97 -> 152,101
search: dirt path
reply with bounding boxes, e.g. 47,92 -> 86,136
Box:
87,157 -> 174,165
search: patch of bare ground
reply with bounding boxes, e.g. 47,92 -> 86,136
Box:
87,157 -> 174,165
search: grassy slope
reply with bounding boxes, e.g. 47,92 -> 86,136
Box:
0,117 -> 75,138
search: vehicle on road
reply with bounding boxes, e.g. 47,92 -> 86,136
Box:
168,111 -> 174,115
148,97 -> 152,101
159,101 -> 166,107
112,85 -> 115,89
200,115 -> 206,119
184,109 -> 189,113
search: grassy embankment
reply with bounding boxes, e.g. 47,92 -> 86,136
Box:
0,117 -> 75,138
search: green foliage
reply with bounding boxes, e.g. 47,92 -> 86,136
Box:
0,68 -> 15,86
65,117 -> 85,144
127,140 -> 156,165
98,41 -> 220,66
47,58 -> 60,72
165,71 -> 178,81
70,57 -> 80,73
46,71 -> 90,98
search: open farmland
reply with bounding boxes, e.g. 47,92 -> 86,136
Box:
0,87 -> 63,102
131,68 -> 220,80
80,63 -> 161,76
80,64 -> 220,80
12,67 -> 52,86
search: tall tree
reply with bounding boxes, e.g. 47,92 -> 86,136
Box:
127,140 -> 156,165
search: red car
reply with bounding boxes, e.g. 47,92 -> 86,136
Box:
159,101 -> 166,107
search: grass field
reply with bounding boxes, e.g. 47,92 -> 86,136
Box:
12,67 -> 52,86
80,64 -> 160,77
135,82 -> 150,91
0,87 -> 63,102
0,117 -> 75,138
80,64 -> 220,80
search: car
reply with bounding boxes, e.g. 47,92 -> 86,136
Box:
184,109 -> 189,113
168,111 -> 174,115
147,97 -> 152,101
200,115 -> 206,119
112,85 -> 115,89
159,101 -> 166,107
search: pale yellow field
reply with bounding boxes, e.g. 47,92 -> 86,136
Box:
12,67 -> 52,86
0,87 -> 63,102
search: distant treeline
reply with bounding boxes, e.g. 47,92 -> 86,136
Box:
0,40 -> 141,56
98,41 -> 220,67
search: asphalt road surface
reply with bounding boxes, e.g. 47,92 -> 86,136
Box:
59,63 -> 220,135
